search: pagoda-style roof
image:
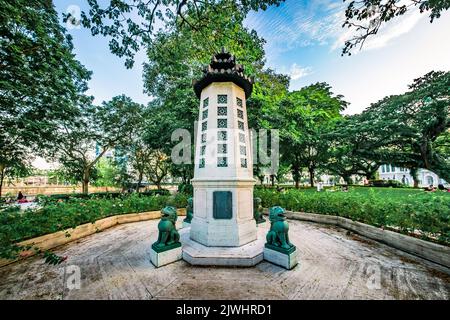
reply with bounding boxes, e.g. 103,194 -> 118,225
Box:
193,48 -> 253,99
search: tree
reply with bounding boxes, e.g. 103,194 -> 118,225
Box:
141,3 -> 282,184
276,83 -> 348,187
49,95 -> 144,194
93,157 -> 122,188
128,137 -> 153,192
0,0 -> 91,195
342,0 -> 450,55
326,116 -> 380,184
144,150 -> 171,190
78,0 -> 284,68
352,71 -> 449,182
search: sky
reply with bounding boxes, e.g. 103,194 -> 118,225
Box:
34,0 -> 450,169
54,0 -> 450,114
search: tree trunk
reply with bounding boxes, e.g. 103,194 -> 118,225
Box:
309,168 -> 315,187
410,168 -> 419,188
137,172 -> 143,193
343,175 -> 352,185
82,169 -> 90,194
0,165 -> 5,198
292,168 -> 300,189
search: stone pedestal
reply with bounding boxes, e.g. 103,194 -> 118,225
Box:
182,221 -> 191,228
150,245 -> 182,268
181,227 -> 263,266
263,246 -> 298,270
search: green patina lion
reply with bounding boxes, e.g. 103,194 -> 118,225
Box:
266,206 -> 295,252
184,197 -> 193,223
253,197 -> 266,224
152,206 -> 180,252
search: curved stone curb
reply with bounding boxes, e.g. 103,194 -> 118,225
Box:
280,210 -> 450,268
0,208 -> 186,268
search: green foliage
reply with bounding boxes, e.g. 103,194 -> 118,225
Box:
342,0 -> 450,54
341,71 -> 449,182
178,183 -> 194,196
79,0 -> 284,68
93,158 -> 122,188
43,251 -> 67,265
0,193 -> 187,259
0,0 -> 91,197
48,95 -> 144,194
370,180 -> 404,188
35,190 -> 171,206
139,2 -> 287,183
255,187 -> 450,244
275,83 -> 348,187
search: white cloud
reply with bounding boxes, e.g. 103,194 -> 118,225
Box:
332,7 -> 425,53
362,10 -> 424,51
289,64 -> 313,80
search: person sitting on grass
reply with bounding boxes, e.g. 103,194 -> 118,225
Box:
424,185 -> 437,192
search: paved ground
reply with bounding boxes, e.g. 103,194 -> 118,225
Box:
0,219 -> 449,300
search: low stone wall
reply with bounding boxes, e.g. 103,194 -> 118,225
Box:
282,210 -> 450,268
0,208 -> 186,268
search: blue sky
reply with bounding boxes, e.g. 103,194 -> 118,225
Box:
54,0 -> 450,115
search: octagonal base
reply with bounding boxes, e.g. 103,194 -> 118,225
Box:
180,228 -> 264,267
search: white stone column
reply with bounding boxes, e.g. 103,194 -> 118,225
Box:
190,82 -> 257,247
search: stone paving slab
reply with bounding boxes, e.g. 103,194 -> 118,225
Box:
0,220 -> 448,300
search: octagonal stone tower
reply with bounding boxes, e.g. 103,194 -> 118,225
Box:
189,48 -> 257,247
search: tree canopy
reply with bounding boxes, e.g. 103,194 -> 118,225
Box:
342,0 -> 450,54
0,0 -> 92,196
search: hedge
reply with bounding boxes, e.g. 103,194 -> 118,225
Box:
255,188 -> 450,245
0,193 -> 188,259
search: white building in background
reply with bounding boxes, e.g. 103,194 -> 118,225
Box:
378,164 -> 447,187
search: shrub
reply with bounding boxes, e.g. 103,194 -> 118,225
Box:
178,183 -> 193,196
370,179 -> 404,188
0,193 -> 185,259
255,188 -> 450,245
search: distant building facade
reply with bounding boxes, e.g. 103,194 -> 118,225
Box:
378,164 -> 447,187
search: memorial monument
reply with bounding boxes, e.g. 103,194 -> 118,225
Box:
181,48 -> 264,266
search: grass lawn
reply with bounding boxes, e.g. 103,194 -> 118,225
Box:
309,186 -> 449,198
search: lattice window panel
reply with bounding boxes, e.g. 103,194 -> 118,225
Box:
201,133 -> 207,143
217,157 -> 228,167
238,121 -> 244,130
203,98 -> 209,108
202,110 -> 208,120
202,121 -> 207,131
218,144 -> 227,154
237,109 -> 244,119
218,95 -> 227,104
239,133 -> 245,143
201,145 -> 206,156
240,145 -> 247,156
218,119 -> 227,128
217,106 -> 227,116
236,97 -> 243,107
199,158 -> 205,168
240,158 -> 247,168
218,131 -> 227,141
